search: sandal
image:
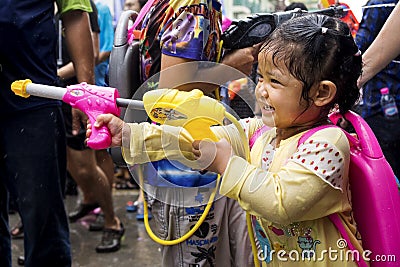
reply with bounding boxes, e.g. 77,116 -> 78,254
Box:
11,220 -> 24,239
114,179 -> 138,190
126,200 -> 138,212
68,202 -> 100,222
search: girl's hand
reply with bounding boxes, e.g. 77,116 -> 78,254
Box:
192,138 -> 233,175
86,114 -> 125,147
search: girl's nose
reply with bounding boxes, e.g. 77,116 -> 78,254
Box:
257,83 -> 268,98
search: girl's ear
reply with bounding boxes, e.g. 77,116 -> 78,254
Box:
313,80 -> 337,107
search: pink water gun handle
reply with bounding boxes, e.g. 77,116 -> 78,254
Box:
62,83 -> 121,149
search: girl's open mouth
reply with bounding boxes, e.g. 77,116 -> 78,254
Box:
263,104 -> 275,112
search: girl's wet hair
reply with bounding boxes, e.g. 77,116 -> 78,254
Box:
260,15 -> 362,115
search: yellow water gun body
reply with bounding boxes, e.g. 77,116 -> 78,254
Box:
143,89 -> 226,141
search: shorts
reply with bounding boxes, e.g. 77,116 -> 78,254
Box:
150,194 -> 254,267
62,103 -> 87,151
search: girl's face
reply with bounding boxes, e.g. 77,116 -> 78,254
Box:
255,50 -> 320,130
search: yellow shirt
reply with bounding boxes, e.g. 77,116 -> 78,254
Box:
217,119 -> 365,267
122,118 -> 367,266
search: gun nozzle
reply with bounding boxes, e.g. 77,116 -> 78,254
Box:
11,79 -> 32,98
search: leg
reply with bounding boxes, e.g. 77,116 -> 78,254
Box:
95,149 -> 115,187
132,165 -> 152,220
67,146 -> 124,253
1,107 -> 70,267
225,198 -> 254,266
63,102 -> 123,252
66,147 -> 101,221
0,178 -> 12,267
67,148 -> 120,230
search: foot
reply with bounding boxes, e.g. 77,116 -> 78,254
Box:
10,221 -> 24,239
136,202 -> 152,221
114,179 -> 138,190
17,256 -> 24,266
68,202 -> 99,222
126,200 -> 138,213
95,223 -> 125,253
89,213 -> 105,232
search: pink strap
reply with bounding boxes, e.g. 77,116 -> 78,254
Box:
127,0 -> 157,43
297,124 -> 336,146
249,125 -> 269,149
132,0 -> 156,30
329,214 -> 369,267
299,125 -> 367,267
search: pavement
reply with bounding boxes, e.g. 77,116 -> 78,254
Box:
10,189 -> 162,267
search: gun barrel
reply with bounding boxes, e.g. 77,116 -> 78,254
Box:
11,80 -> 145,110
116,98 -> 144,110
26,83 -> 146,110
26,83 -> 67,100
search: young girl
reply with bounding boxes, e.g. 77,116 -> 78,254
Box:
88,15 -> 364,266
193,15 -> 364,266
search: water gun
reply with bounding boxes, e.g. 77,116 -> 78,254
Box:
143,88 -> 226,141
222,6 -> 345,50
11,80 -> 235,148
10,80 -> 258,263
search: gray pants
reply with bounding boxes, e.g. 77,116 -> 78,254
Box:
148,187 -> 254,267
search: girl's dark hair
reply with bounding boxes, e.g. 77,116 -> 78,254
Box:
260,14 -> 362,115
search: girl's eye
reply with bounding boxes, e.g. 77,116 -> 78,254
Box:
270,78 -> 281,85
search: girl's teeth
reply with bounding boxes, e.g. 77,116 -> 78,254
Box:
264,105 -> 274,111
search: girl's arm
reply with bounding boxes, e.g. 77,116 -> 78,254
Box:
213,128 -> 350,225
122,117 -> 261,167
219,156 -> 346,225
122,122 -> 197,165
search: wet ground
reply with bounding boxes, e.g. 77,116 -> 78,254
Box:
10,189 -> 162,267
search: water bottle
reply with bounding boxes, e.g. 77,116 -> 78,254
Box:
380,87 -> 399,119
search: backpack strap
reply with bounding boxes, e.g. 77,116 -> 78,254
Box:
297,124 -> 336,146
127,0 -> 157,43
298,125 -> 368,267
328,214 -> 369,267
132,0 -> 156,30
249,125 -> 269,150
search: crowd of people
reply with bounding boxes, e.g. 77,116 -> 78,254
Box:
0,0 -> 399,266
